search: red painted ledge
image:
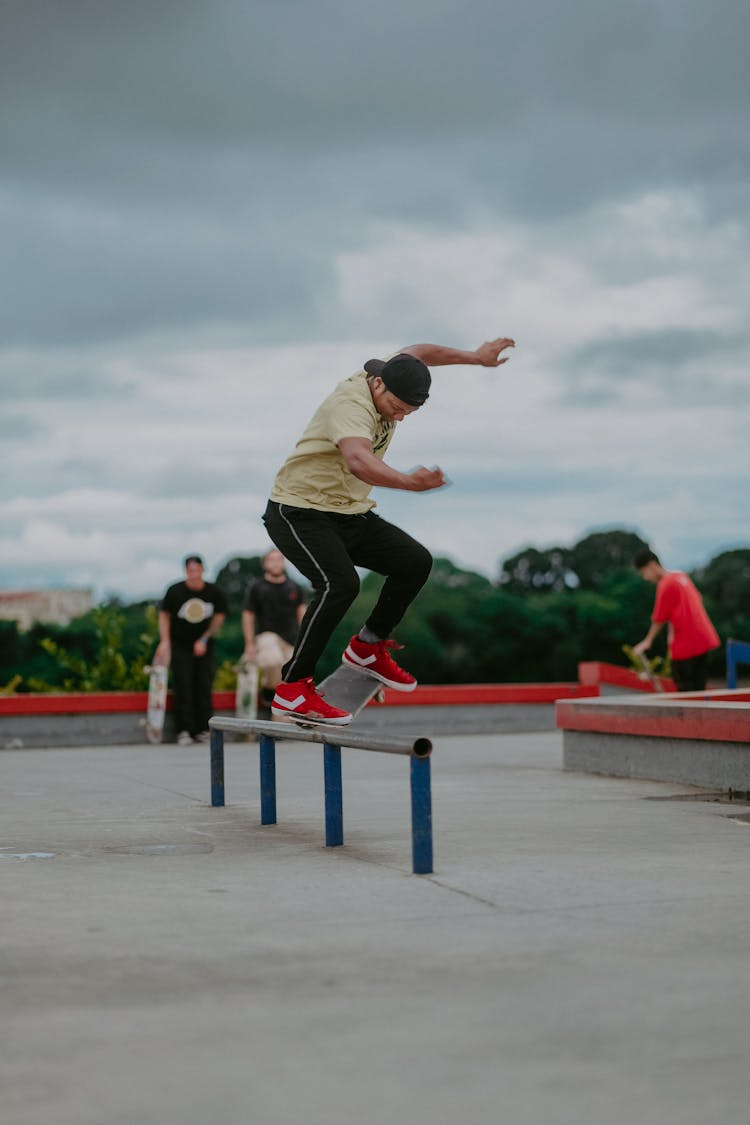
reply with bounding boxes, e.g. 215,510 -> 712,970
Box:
0,681 -> 597,717
557,690 -> 750,744
377,683 -> 597,706
578,661 -> 676,693
0,692 -> 155,715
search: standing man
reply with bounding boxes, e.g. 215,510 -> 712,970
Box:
264,336 -> 515,725
631,549 -> 720,692
242,548 -> 306,715
156,555 -> 228,745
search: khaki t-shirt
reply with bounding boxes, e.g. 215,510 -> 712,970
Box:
270,370 -> 395,513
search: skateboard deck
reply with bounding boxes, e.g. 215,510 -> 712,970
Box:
144,662 -> 169,744
285,663 -> 386,728
235,660 -> 260,721
637,653 -> 665,693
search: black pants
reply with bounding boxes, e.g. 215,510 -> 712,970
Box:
671,652 -> 710,692
171,643 -> 215,735
263,501 -> 432,682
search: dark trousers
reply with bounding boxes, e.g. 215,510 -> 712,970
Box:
671,652 -> 710,692
263,501 -> 432,682
171,644 -> 215,735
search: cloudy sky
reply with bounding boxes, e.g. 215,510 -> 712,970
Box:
2,0 -> 748,601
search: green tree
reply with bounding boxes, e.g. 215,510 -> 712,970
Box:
499,529 -> 650,596
7,534 -> 741,695
498,545 -> 575,595
692,549 -> 750,643
214,555 -> 264,616
27,605 -> 159,692
569,529 -> 649,590
0,620 -> 24,684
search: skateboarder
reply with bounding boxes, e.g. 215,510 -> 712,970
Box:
631,549 -> 720,691
264,337 -> 515,725
156,556 -> 228,745
241,548 -> 306,716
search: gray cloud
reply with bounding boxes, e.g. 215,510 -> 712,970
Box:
453,467 -> 622,498
1,1 -> 749,597
2,0 -> 748,349
560,328 -> 748,406
144,462 -> 253,501
4,2 -> 748,154
574,328 -> 742,372
0,363 -> 135,401
0,413 -> 41,441
1,198 -> 330,346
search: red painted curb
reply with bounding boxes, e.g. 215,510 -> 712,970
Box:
556,691 -> 750,744
0,692 -> 154,715
377,683 -> 597,707
578,661 -> 676,693
0,682 -> 597,717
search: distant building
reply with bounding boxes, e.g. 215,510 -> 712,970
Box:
0,589 -> 94,631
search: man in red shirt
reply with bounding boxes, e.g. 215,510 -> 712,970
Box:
631,549 -> 720,691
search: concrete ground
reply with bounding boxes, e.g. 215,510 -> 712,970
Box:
2,730 -> 750,1125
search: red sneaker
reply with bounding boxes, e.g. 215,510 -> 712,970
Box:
342,636 -> 417,692
271,677 -> 352,725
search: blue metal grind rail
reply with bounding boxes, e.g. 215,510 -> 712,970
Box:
208,716 -> 434,875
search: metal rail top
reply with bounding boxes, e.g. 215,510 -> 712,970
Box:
209,715 -> 432,758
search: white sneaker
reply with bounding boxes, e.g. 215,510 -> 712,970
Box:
177,731 -> 193,747
194,731 -> 211,744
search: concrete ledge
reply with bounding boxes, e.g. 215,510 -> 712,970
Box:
1,710 -> 152,749
562,730 -> 750,790
557,689 -> 750,790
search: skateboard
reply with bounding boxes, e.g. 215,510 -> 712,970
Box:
235,660 -> 260,721
285,663 -> 386,728
637,652 -> 665,693
144,660 -> 169,744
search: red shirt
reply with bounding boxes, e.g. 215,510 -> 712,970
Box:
652,571 -> 720,660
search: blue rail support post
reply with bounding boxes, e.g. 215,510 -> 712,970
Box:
259,734 -> 277,825
323,743 -> 344,847
726,638 -> 750,690
410,755 -> 433,875
210,727 -> 225,807
207,716 -> 434,873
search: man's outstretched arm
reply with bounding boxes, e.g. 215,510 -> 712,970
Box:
338,438 -> 446,493
401,338 -> 515,367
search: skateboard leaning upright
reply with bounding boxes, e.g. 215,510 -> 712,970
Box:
636,652 -> 665,693
235,660 -> 260,721
285,663 -> 386,728
144,657 -> 169,744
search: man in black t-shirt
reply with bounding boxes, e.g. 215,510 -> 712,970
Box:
242,549 -> 305,709
156,555 -> 228,746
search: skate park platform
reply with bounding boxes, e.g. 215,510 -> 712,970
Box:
3,726 -> 750,1125
558,641 -> 750,790
558,690 -> 750,789
559,640 -> 750,790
